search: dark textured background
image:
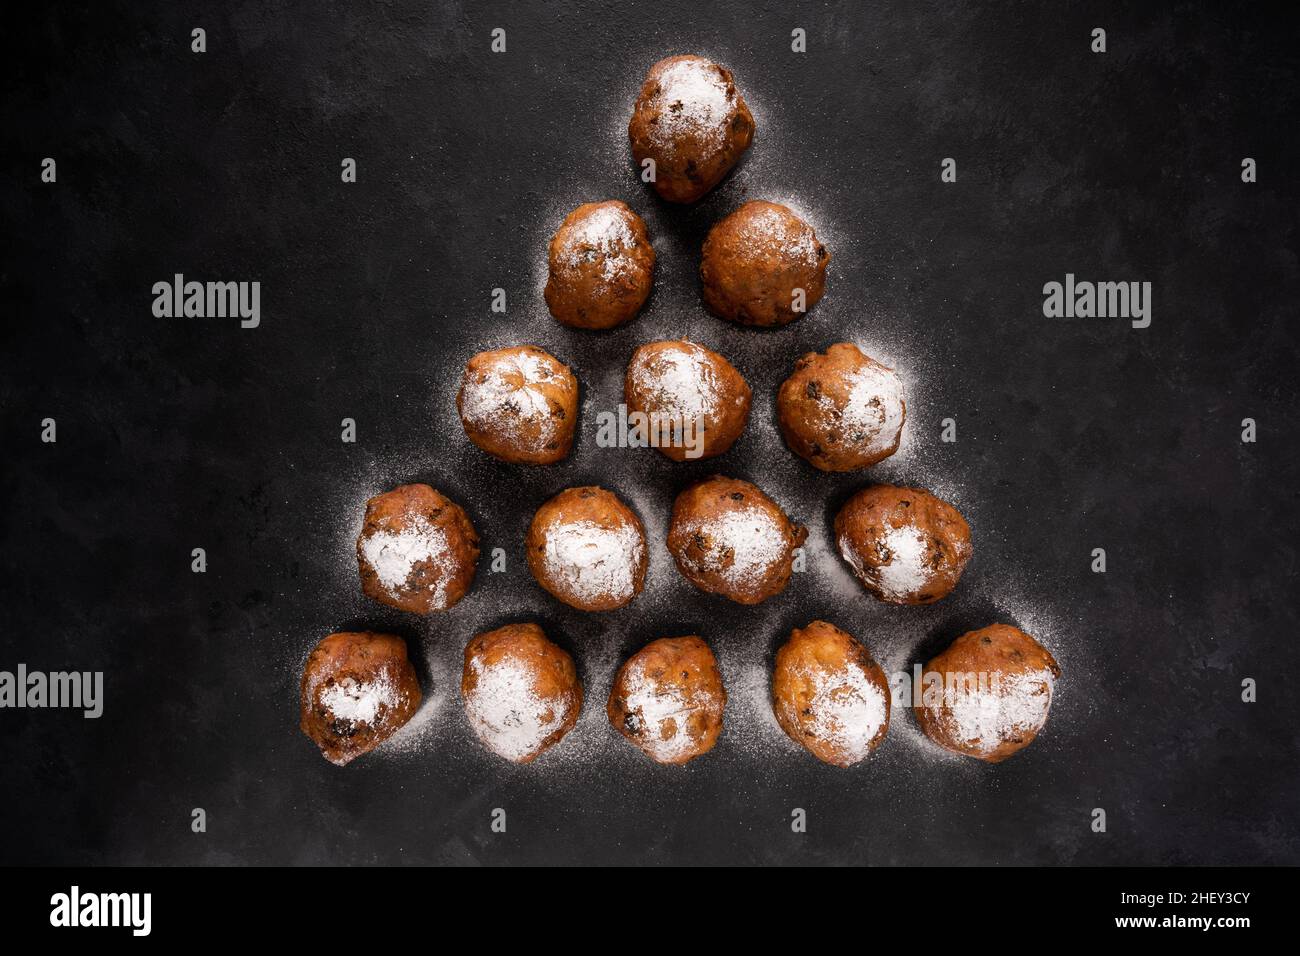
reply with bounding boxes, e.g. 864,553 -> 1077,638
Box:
2,0 -> 1298,866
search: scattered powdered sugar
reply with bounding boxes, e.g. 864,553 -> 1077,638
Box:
737,203 -> 820,266
799,663 -> 889,764
629,342 -> 722,421
837,361 -> 905,456
459,350 -> 563,450
464,656 -> 570,763
558,204 -> 638,281
318,672 -> 402,733
939,669 -> 1056,757
618,658 -> 706,762
644,57 -> 734,156
542,519 -> 646,604
681,507 -> 787,587
359,517 -> 451,608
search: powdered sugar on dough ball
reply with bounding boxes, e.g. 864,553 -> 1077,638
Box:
299,632 -> 422,766
624,339 -> 753,461
461,623 -> 582,764
667,476 -> 807,605
544,200 -> 654,330
356,484 -> 479,615
457,345 -> 578,465
915,624 -> 1061,763
607,636 -> 727,765
735,202 -> 821,268
700,200 -> 830,327
772,621 -> 891,767
627,54 -> 755,204
631,341 -> 720,420
526,487 -> 648,612
777,343 -> 906,472
834,485 -> 971,605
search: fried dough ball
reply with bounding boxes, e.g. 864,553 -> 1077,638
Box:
544,200 -> 654,329
777,343 -> 906,471
914,624 -> 1061,763
300,632 -> 421,766
700,200 -> 829,326
461,623 -> 582,764
627,54 -> 755,204
608,636 -> 726,764
772,620 -> 891,768
834,485 -> 971,605
526,486 -> 648,612
666,476 -> 807,604
457,345 -> 578,465
357,483 -> 479,614
623,339 -> 752,461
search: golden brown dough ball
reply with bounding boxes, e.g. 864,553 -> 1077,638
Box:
526,486 -> 648,612
834,485 -> 971,605
772,620 -> 891,768
461,622 -> 582,764
666,476 -> 807,604
457,345 -> 578,465
627,54 -> 755,204
624,339 -> 752,461
777,343 -> 906,471
608,636 -> 726,764
700,200 -> 829,326
914,624 -> 1061,763
357,484 -> 479,615
300,631 -> 421,766
544,200 -> 654,329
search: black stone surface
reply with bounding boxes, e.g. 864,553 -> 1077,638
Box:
1,0 -> 1297,865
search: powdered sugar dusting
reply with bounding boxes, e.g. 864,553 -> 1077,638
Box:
938,669 -> 1056,757
542,519 -> 646,604
618,658 -> 706,762
319,671 -> 400,733
459,350 -> 564,450
359,517 -> 451,608
838,361 -> 905,457
463,655 -> 573,763
798,663 -> 888,764
737,203 -> 819,266
557,203 -> 638,281
644,58 -> 734,156
838,522 -> 931,601
680,507 -> 787,587
629,341 -> 722,421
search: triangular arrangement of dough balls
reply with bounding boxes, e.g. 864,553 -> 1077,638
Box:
299,54 -> 1060,771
